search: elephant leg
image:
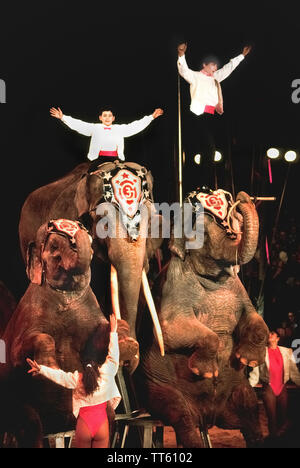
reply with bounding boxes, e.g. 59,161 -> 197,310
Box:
146,382 -> 202,448
163,315 -> 219,378
221,382 -> 263,448
17,404 -> 44,448
2,400 -> 44,448
29,333 -> 58,368
234,312 -> 269,367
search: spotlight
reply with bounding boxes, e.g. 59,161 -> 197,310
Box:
267,148 -> 280,159
284,150 -> 297,162
194,154 -> 201,165
214,151 -> 222,162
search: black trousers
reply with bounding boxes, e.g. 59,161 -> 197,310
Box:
262,384 -> 288,437
182,110 -> 223,193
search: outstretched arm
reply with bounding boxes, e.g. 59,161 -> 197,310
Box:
177,43 -> 195,85
27,357 -> 79,389
50,107 -> 95,137
214,45 -> 251,82
99,315 -> 120,377
118,109 -> 163,138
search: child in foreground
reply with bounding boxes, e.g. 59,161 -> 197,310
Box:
27,315 -> 121,448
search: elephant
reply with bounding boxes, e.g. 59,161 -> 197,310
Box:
135,187 -> 269,448
19,160 -> 163,372
0,219 -> 125,447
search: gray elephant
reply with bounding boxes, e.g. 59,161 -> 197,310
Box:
19,160 -> 163,371
135,188 -> 269,448
0,219 -> 123,446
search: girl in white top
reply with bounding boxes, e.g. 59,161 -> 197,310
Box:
27,315 -> 121,448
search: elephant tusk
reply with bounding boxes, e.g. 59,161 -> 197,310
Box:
110,265 -> 121,320
142,269 -> 165,357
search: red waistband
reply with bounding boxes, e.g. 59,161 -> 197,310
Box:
204,105 -> 215,114
98,151 -> 118,157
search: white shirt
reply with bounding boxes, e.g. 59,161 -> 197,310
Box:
61,114 -> 154,161
39,332 -> 121,418
249,346 -> 300,388
177,54 -> 245,115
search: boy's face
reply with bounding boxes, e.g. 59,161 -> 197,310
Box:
99,111 -> 115,126
268,332 -> 280,347
202,62 -> 218,76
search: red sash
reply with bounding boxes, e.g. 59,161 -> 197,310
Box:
98,151 -> 118,157
204,105 -> 215,115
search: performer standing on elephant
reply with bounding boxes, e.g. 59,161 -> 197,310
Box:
50,106 -> 163,172
27,315 -> 121,448
177,42 -> 251,187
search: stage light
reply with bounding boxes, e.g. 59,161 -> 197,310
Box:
284,150 -> 297,162
194,154 -> 201,165
267,148 -> 280,159
214,151 -> 222,162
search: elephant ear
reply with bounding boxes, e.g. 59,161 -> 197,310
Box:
169,236 -> 186,261
26,223 -> 49,285
26,242 -> 43,284
75,173 -> 104,218
168,200 -> 194,261
75,174 -> 89,218
145,170 -> 154,200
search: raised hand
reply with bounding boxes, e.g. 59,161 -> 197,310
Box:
242,45 -> 252,56
50,107 -> 63,120
26,358 -> 41,376
152,108 -> 164,119
177,43 -> 187,57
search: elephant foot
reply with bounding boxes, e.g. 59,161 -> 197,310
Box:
235,318 -> 269,368
27,333 -> 58,368
188,332 -> 219,378
188,353 -> 218,379
119,337 -> 140,374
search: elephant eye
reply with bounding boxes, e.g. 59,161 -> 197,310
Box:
50,242 -> 58,253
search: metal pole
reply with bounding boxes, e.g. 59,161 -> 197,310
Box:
271,164 -> 291,245
178,74 -> 183,207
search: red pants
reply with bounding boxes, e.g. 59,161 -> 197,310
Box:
78,402 -> 107,438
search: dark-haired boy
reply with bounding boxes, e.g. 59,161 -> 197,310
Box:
176,42 -> 251,188
177,43 -> 251,116
50,106 -> 163,168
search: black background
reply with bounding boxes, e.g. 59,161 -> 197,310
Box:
0,2 -> 299,301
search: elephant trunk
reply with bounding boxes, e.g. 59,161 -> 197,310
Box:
107,236 -> 146,340
71,230 -> 93,273
236,192 -> 259,265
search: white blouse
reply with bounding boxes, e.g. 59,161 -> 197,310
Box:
177,53 -> 244,115
62,114 -> 154,161
39,332 -> 121,418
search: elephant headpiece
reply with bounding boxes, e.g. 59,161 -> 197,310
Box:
26,218 -> 92,285
90,161 -> 152,241
186,186 -> 238,241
